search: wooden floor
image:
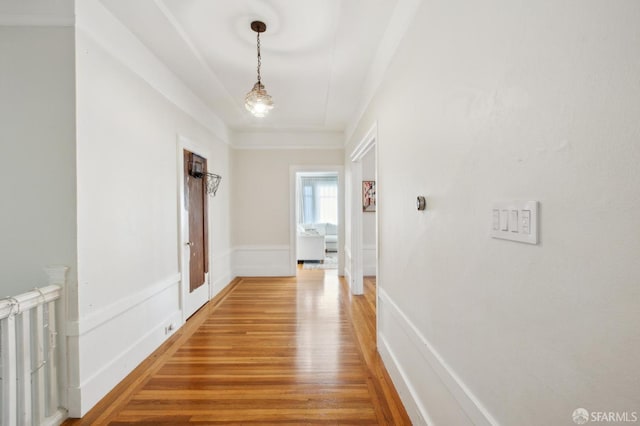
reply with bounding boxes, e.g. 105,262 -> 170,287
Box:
64,270 -> 410,425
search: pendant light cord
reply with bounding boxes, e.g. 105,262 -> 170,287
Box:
256,32 -> 262,85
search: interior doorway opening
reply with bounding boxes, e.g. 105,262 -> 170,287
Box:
289,165 -> 345,276
295,172 -> 339,272
348,123 -> 378,296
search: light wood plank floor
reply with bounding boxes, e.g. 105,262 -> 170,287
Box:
64,270 -> 410,425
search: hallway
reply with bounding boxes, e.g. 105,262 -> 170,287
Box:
64,270 -> 409,425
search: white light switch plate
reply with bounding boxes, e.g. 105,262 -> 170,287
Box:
491,201 -> 538,244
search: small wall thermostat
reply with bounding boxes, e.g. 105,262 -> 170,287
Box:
416,196 -> 426,211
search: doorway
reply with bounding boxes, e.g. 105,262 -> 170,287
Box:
178,137 -> 211,321
348,123 -> 378,296
295,172 -> 339,271
289,166 -> 344,276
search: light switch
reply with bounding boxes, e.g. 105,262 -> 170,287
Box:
491,201 -> 538,244
521,210 -> 531,235
500,210 -> 509,230
509,210 -> 519,233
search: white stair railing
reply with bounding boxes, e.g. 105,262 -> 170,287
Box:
0,279 -> 66,426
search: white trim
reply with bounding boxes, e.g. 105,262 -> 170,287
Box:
350,123 -> 378,162
76,310 -> 181,389
65,274 -> 180,337
233,246 -> 293,277
232,129 -> 345,151
343,246 -> 352,284
234,126 -> 344,133
379,335 -> 433,426
232,145 -> 345,151
40,409 -> 67,426
212,247 -> 234,258
379,289 -> 498,426
0,286 -> 61,320
210,248 -> 234,297
234,245 -> 290,251
345,0 -> 423,143
289,165 -> 345,277
45,266 -> 69,412
0,15 -> 74,27
211,273 -> 234,295
350,160 -> 364,295
67,308 -> 182,417
348,122 -> 378,295
153,0 -> 245,120
76,0 -> 229,144
177,134 -> 212,322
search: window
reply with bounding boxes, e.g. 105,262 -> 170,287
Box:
298,175 -> 338,225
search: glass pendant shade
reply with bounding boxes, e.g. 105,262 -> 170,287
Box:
245,82 -> 274,118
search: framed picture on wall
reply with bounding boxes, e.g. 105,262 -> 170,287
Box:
362,180 -> 376,212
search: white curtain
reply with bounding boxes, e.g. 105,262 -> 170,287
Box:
298,175 -> 338,225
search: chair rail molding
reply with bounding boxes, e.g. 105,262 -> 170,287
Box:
233,245 -> 293,277
378,288 -> 498,426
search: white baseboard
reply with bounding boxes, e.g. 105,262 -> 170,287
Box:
378,336 -> 432,425
233,245 -> 292,277
212,272 -> 233,294
211,248 -> 234,296
66,275 -> 182,417
68,308 -> 182,417
378,289 -> 498,426
344,265 -> 352,284
41,408 -> 68,426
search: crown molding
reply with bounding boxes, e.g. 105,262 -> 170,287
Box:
344,0 -> 424,143
77,0 -> 230,145
232,145 -> 344,151
231,129 -> 344,150
152,0 -> 245,118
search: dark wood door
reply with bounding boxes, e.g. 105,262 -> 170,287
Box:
184,150 -> 208,292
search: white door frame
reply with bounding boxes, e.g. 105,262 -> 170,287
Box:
289,165 -> 345,276
177,134 -> 211,322
349,122 -> 378,295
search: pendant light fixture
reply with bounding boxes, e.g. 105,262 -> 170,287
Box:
245,20 -> 274,118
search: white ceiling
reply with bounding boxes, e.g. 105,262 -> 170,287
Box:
98,0 -> 399,133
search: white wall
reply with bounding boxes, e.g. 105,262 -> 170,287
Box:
231,148 -> 343,276
70,0 -> 232,416
346,1 -> 640,424
0,26 -> 77,297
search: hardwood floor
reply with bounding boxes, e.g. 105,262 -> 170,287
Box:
64,270 -> 410,425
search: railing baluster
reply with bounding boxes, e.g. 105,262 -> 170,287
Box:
1,315 -> 18,426
46,300 -> 59,417
17,311 -> 33,424
0,283 -> 65,426
34,303 -> 46,424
